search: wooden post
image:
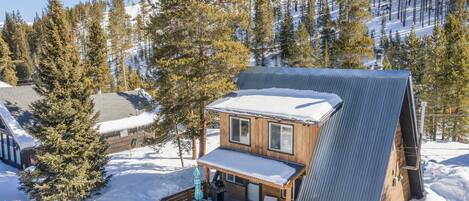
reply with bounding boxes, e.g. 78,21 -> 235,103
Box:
285,184 -> 292,201
204,167 -> 210,197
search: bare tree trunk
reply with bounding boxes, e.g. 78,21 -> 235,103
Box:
441,111 -> 446,140
398,0 -> 401,19
190,107 -> 198,160
378,0 -> 382,16
192,135 -> 197,160
198,102 -> 207,158
435,0 -> 438,24
403,0 -> 408,26
389,0 -> 393,20
175,127 -> 184,168
428,0 -> 432,25
413,0 -> 417,24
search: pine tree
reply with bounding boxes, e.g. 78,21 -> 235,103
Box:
0,35 -> 18,85
252,0 -> 274,66
380,16 -> 389,49
280,7 -> 295,64
402,28 -> 425,85
29,14 -> 47,68
442,0 -> 468,140
86,16 -> 112,93
422,24 -> 446,140
311,31 -> 323,67
108,0 -> 131,91
288,22 -> 315,67
19,1 -> 108,199
304,0 -> 316,34
2,12 -> 34,82
149,0 -> 249,159
319,0 -> 334,67
334,0 -> 374,68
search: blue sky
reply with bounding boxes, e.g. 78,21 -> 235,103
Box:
0,0 -> 85,23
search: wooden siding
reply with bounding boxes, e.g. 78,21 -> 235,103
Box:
222,173 -> 247,201
104,130 -> 149,153
381,123 -> 411,201
219,112 -> 320,170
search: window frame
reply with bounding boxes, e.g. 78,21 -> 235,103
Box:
268,122 -> 294,155
225,173 -> 246,186
229,116 -> 251,146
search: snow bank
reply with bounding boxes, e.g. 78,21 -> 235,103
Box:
97,111 -> 156,133
0,103 -> 36,149
420,140 -> 469,201
0,162 -> 28,200
207,88 -> 342,124
0,81 -> 12,88
198,148 -> 300,185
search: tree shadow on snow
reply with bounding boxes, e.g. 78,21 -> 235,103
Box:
440,154 -> 469,167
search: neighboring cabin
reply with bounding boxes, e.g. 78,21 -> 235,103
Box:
0,85 -> 155,169
196,67 -> 424,201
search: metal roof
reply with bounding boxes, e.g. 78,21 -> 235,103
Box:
236,67 -> 424,201
0,85 -> 151,129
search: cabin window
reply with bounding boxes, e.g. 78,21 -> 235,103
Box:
229,117 -> 250,145
269,123 -> 293,154
225,173 -> 246,185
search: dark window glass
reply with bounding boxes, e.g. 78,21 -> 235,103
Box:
235,176 -> 246,185
270,124 -> 281,150
231,118 -> 240,142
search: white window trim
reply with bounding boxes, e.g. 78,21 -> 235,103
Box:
268,122 -> 294,154
229,116 -> 250,145
225,173 -> 235,183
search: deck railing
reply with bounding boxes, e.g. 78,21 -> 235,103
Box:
160,185 -> 196,201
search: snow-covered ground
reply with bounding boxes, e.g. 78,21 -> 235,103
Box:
92,128 -> 220,201
0,162 -> 27,201
1,133 -> 468,201
420,140 -> 469,201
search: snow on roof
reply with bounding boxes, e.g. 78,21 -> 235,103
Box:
197,148 -> 303,186
97,111 -> 156,133
0,81 -> 12,88
0,102 -> 36,149
207,88 -> 343,124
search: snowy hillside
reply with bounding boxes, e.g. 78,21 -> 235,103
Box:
1,131 -> 468,201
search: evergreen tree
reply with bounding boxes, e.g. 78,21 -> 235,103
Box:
319,0 -> 334,67
252,0 -> 274,66
2,12 -> 34,82
0,35 -> 18,85
85,16 -> 112,93
304,0 -> 316,34
29,14 -> 47,68
19,1 -> 108,199
334,0 -> 374,68
442,0 -> 468,140
402,28 -> 425,85
280,7 -> 295,63
422,24 -> 446,140
380,16 -> 389,49
288,22 -> 315,67
148,0 -> 249,159
108,0 -> 132,91
311,31 -> 323,67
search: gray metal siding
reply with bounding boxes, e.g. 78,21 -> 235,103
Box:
236,67 -> 421,201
